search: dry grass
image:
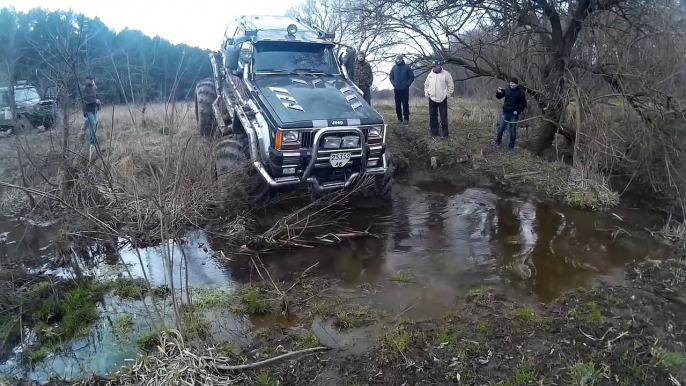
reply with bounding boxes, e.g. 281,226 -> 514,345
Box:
375,97 -> 619,209
0,103 -> 232,244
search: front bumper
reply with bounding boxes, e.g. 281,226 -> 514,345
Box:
258,127 -> 389,193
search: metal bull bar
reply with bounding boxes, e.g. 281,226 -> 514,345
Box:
301,127 -> 366,193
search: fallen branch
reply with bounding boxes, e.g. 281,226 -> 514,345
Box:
208,346 -> 330,371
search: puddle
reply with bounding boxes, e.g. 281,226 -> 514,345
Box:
221,180 -> 669,318
0,179 -> 671,383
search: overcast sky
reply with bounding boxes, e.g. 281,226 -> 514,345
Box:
0,0 -> 303,49
0,0 -> 398,89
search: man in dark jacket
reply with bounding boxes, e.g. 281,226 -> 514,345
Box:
389,54 -> 415,124
495,77 -> 527,150
81,76 -> 100,149
352,50 -> 373,105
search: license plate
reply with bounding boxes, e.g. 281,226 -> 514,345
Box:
329,152 -> 351,168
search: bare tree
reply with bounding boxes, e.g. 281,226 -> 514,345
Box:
349,0 -> 678,154
287,0 -> 401,85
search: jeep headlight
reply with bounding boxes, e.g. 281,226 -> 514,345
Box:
282,130 -> 298,142
368,126 -> 383,138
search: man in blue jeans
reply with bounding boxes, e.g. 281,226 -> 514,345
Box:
81,76 -> 100,150
495,77 -> 527,150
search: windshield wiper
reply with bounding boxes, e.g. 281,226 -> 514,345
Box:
255,69 -> 292,74
292,68 -> 332,76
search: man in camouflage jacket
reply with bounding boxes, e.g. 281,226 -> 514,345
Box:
352,50 -> 373,105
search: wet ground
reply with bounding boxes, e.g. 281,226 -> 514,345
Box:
0,177 -> 671,382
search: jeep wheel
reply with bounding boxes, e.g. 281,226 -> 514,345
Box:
214,134 -> 269,206
195,78 -> 218,137
43,114 -> 57,130
361,156 -> 394,199
16,117 -> 34,133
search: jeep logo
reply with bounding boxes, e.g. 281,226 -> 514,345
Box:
330,120 -> 345,126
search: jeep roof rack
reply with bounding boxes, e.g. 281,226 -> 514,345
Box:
234,15 -> 335,44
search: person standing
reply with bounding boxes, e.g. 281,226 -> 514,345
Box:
352,50 -> 373,105
495,77 -> 527,150
424,59 -> 454,138
81,76 -> 101,157
389,54 -> 415,125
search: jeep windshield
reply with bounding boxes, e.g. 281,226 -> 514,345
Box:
253,42 -> 339,75
15,87 -> 40,102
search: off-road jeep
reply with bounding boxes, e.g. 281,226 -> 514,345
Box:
195,15 -> 392,202
0,81 -> 59,134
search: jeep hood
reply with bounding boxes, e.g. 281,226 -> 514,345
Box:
253,75 -> 384,128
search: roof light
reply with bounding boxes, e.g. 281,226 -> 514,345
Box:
287,24 -> 298,35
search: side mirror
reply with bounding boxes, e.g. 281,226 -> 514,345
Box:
224,46 -> 240,70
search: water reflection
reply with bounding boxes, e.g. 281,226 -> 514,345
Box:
212,181 -> 668,316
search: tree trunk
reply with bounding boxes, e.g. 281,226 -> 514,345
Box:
527,59 -> 567,155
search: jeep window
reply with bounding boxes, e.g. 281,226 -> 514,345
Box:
253,42 -> 339,75
15,88 -> 40,102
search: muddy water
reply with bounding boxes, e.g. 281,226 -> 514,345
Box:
0,179 -> 670,382
222,179 -> 669,318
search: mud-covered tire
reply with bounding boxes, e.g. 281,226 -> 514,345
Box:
361,156 -> 394,199
16,117 -> 34,133
195,78 -> 218,137
214,134 -> 270,205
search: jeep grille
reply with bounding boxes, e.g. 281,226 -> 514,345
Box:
301,128 -> 369,149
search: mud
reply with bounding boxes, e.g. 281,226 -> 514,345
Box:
241,259 -> 686,385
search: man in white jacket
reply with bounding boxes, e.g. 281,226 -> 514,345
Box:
424,59 -> 454,138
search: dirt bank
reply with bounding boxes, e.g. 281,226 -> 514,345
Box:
85,259 -> 686,386
379,100 -> 620,211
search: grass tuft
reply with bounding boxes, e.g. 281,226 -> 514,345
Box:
514,307 -> 543,325
379,322 -> 411,358
115,314 -> 134,336
390,271 -> 414,284
234,283 -> 272,315
569,361 -> 606,385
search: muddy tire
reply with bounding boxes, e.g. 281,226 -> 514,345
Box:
195,78 -> 218,137
214,134 -> 270,205
361,156 -> 394,199
16,117 -> 34,133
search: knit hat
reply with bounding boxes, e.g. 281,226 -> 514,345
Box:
396,54 -> 404,60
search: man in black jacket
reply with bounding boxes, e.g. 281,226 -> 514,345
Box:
389,54 -> 415,125
495,77 -> 527,150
